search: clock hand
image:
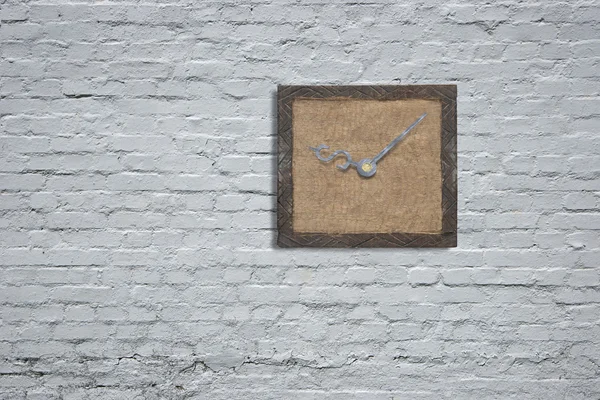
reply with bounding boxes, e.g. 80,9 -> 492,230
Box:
371,113 -> 427,164
309,145 -> 375,178
309,145 -> 358,170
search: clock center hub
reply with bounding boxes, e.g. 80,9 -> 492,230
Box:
357,159 -> 377,178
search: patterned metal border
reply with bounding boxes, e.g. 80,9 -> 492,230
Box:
277,85 -> 457,248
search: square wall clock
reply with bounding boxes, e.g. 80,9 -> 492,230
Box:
277,85 -> 457,248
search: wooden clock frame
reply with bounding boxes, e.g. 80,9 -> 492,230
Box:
276,85 -> 457,248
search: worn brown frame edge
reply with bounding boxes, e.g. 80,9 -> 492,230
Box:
277,85 -> 457,248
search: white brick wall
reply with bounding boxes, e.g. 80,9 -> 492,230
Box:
0,1 -> 599,398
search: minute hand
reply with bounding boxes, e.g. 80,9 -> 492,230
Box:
372,113 -> 427,164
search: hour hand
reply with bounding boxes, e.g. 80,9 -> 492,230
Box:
309,145 -> 376,178
309,145 -> 357,170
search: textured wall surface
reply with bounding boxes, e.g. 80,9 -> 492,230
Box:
1,0 -> 599,399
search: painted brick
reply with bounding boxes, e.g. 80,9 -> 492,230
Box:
408,268 -> 440,286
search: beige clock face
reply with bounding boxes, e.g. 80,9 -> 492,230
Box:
292,98 -> 443,234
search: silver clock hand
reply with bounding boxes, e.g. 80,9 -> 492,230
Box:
371,113 -> 427,164
309,145 -> 358,170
